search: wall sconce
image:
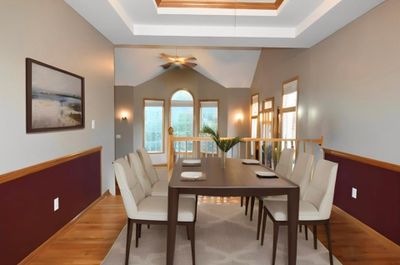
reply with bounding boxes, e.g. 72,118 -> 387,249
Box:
121,111 -> 128,121
234,112 -> 244,123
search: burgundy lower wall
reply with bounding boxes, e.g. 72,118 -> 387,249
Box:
325,152 -> 400,245
0,151 -> 101,265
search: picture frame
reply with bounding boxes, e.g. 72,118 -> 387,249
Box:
26,58 -> 85,133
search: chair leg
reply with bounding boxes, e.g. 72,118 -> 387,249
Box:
272,222 -> 279,265
147,224 -> 150,229
245,196 -> 249,215
135,223 -> 140,248
188,223 -> 196,265
250,196 -> 255,221
299,224 -> 302,233
325,222 -> 334,265
125,219 -> 133,265
256,199 -> 263,240
186,225 -> 191,240
138,224 -> 142,238
194,195 -> 198,222
261,207 -> 268,246
313,225 -> 318,249
240,196 -> 244,207
305,225 -> 308,240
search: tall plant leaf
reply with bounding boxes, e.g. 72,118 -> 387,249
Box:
201,126 -> 241,153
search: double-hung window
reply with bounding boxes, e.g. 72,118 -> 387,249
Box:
260,97 -> 274,139
281,78 -> 298,141
250,94 -> 259,156
199,100 -> 218,154
144,99 -> 164,153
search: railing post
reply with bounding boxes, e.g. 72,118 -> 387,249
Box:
167,127 -> 174,173
245,140 -> 249,159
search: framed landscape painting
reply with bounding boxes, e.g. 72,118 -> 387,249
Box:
26,58 -> 85,133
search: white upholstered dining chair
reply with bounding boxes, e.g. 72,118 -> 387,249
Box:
275,148 -> 295,178
129,152 -> 161,196
137,148 -> 169,196
256,152 -> 314,240
113,158 -> 197,265
261,159 -> 338,265
248,148 -> 296,220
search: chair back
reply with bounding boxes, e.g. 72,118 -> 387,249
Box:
113,158 -> 146,219
290,152 -> 314,199
137,148 -> 159,185
303,159 -> 338,220
275,148 -> 295,178
128,153 -> 152,196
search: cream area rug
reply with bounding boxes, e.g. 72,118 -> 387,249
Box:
102,202 -> 341,265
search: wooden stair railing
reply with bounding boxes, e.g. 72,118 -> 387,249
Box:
167,127 -> 323,172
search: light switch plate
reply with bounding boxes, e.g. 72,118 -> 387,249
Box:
351,187 -> 357,199
116,134 -> 121,139
91,120 -> 96,129
54,197 -> 59,211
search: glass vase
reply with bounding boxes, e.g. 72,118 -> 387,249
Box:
219,150 -> 226,168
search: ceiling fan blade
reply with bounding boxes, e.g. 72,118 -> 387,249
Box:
160,53 -> 171,59
185,56 -> 197,61
183,62 -> 197,68
161,62 -> 173,69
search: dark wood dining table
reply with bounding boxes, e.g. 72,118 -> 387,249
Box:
166,157 -> 299,265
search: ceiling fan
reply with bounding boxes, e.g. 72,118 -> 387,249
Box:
159,53 -> 197,69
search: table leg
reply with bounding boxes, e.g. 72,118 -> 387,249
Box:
287,188 -> 299,265
167,186 -> 179,265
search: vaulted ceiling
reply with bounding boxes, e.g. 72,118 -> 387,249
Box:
64,0 -> 384,87
114,47 -> 261,88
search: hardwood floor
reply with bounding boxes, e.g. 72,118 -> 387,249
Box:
22,194 -> 126,265
22,195 -> 400,265
316,206 -> 400,265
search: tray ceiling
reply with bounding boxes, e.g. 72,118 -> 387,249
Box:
64,0 -> 384,48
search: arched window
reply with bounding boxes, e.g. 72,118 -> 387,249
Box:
170,90 -> 194,152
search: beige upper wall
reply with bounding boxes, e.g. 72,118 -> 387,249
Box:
251,0 -> 400,164
118,67 -> 250,163
0,0 -> 115,192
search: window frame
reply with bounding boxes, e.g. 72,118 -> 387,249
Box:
260,97 -> 274,139
251,93 -> 260,138
198,99 -> 219,155
143,98 -> 165,154
280,77 -> 299,140
198,99 -> 219,133
169,89 -> 195,154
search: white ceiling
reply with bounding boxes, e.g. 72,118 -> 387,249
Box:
115,47 -> 261,88
65,0 -> 384,48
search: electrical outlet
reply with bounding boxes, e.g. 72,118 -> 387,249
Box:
54,197 -> 59,211
351,187 -> 357,199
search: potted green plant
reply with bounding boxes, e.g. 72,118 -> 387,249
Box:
201,126 -> 241,168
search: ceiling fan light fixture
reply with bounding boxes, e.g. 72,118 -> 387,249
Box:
159,53 -> 197,69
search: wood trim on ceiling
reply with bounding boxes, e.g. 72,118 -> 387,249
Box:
155,0 -> 284,10
0,146 -> 102,185
323,148 -> 400,173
